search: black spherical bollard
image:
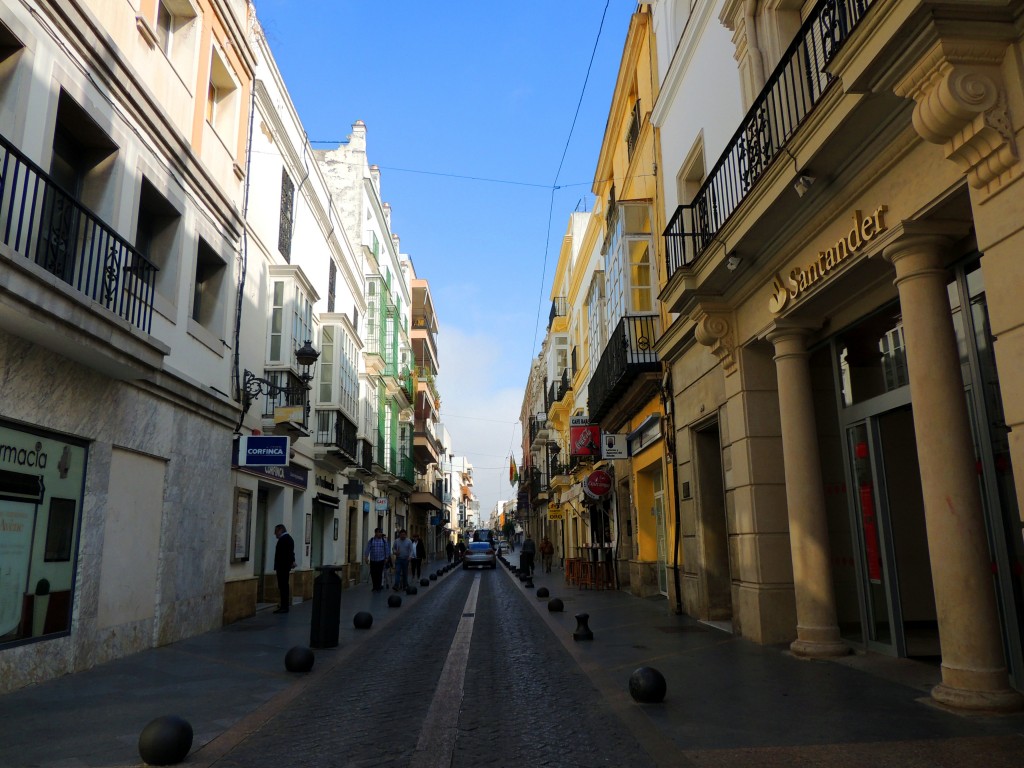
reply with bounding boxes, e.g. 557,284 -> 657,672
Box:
353,611 -> 373,629
629,667 -> 667,703
573,613 -> 594,641
536,587 -> 550,598
388,594 -> 402,608
429,574 -> 437,581
406,585 -> 418,595
420,578 -> 430,587
284,645 -> 314,673
547,597 -> 564,612
138,715 -> 193,766
436,569 -> 444,577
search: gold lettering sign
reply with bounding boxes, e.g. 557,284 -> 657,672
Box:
768,206 -> 887,315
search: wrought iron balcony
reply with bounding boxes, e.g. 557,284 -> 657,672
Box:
664,0 -> 876,278
546,369 -> 572,412
528,415 -> 548,447
588,315 -> 661,423
0,134 -> 157,332
626,99 -> 642,161
356,438 -> 374,474
315,408 -> 358,461
548,296 -> 568,329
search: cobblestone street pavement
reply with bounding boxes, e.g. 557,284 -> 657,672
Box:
200,567 -> 651,768
3,557 -> 1024,768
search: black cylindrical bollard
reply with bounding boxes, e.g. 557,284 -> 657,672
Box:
573,613 -> 594,641
309,566 -> 344,648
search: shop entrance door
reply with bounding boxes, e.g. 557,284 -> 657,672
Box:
846,405 -> 938,658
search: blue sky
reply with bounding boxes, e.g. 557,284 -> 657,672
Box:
253,1 -> 636,517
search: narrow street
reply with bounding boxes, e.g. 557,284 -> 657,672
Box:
201,564 -> 651,768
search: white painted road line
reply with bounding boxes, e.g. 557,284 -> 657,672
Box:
409,574 -> 480,768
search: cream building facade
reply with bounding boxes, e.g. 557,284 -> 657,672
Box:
653,0 -> 1024,710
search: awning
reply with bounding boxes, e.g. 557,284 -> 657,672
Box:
314,492 -> 340,509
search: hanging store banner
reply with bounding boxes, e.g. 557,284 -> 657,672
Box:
601,433 -> 628,459
582,470 -> 612,499
375,497 -> 389,512
547,506 -> 565,521
569,422 -> 601,457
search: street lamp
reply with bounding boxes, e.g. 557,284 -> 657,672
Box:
235,340 -> 320,433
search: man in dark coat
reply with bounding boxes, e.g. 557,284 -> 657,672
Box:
273,524 -> 296,614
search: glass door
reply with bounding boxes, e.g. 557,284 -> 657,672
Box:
653,471 -> 668,596
847,419 -> 902,654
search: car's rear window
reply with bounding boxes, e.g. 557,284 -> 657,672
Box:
468,542 -> 491,552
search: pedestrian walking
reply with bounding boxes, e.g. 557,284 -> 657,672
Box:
410,533 -> 426,579
273,524 -> 296,614
392,529 -> 415,590
446,540 -> 455,563
455,539 -> 467,563
520,532 -> 536,576
539,536 -> 554,573
364,527 -> 390,592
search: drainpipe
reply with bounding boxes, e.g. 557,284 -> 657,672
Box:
661,369 -> 683,615
232,83 -> 258,413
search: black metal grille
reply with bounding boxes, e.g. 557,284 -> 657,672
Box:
0,133 -> 157,333
588,315 -> 660,422
664,0 -> 875,278
548,296 -> 568,328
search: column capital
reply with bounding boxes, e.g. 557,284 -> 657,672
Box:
764,319 -> 818,348
894,36 -> 1020,196
881,220 -> 968,283
691,303 -> 737,376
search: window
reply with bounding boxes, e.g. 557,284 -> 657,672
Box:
278,169 -> 294,262
153,0 -> 199,82
269,280 -> 285,362
319,326 -> 335,403
206,47 -> 239,142
191,238 -> 226,330
606,202 -> 654,321
292,283 -> 312,357
135,178 -> 181,305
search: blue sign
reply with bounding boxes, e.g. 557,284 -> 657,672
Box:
238,436 -> 290,467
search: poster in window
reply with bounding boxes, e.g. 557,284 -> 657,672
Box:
231,489 -> 252,563
44,498 -> 76,561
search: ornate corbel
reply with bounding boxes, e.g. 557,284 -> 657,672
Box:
894,38 -> 1019,196
691,304 -> 737,376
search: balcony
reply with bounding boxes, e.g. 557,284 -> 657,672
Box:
548,296 -> 568,329
528,415 -> 549,450
663,0 -> 876,278
413,417 -> 441,467
315,408 -> 358,468
545,369 -> 572,413
588,315 -> 661,424
626,99 -> 642,162
355,438 -> 374,475
1,134 -> 158,334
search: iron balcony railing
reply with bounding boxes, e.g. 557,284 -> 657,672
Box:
399,452 -> 414,484
664,0 -> 875,277
528,415 -> 547,445
315,408 -> 358,460
546,369 -> 571,411
626,99 -> 642,161
548,296 -> 568,328
260,370 -> 309,427
356,438 -> 374,474
0,133 -> 157,333
588,315 -> 661,423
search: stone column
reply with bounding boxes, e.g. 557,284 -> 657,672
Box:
884,228 -> 1022,711
767,323 -> 847,658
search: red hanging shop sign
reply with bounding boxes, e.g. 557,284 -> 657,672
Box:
583,470 -> 612,499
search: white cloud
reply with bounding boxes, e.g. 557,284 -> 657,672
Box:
435,325 -> 525,518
